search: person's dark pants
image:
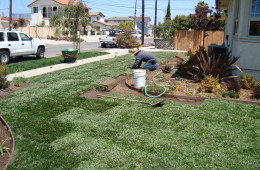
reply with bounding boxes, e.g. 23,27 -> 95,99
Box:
142,61 -> 158,71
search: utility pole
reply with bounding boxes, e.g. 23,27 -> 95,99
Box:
133,0 -> 137,32
154,0 -> 157,38
141,0 -> 144,45
9,0 -> 12,31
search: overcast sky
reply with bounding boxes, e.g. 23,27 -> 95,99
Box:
0,0 -> 216,24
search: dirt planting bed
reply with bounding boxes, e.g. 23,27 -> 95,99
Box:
0,116 -> 15,170
81,56 -> 259,106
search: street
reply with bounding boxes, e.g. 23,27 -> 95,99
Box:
45,37 -> 154,58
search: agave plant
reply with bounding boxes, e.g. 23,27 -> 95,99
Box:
192,47 -> 241,80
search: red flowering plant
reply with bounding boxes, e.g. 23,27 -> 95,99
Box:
116,33 -> 140,48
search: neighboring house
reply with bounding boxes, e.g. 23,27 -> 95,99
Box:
130,16 -> 153,35
89,12 -> 116,34
0,17 -> 30,32
105,16 -> 153,35
215,0 -> 260,80
27,0 -> 91,26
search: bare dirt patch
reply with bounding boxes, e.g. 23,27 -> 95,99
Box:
81,56 -> 259,106
0,116 -> 14,170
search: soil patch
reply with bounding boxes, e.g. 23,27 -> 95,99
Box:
0,116 -> 14,170
81,56 -> 259,106
0,83 -> 30,99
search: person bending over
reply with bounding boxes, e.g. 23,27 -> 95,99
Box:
129,48 -> 158,71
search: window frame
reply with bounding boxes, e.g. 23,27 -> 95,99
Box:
249,0 -> 260,37
7,32 -> 19,41
33,7 -> 38,13
19,33 -> 31,41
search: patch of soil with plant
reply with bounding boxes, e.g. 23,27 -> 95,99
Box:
0,116 -> 14,170
81,56 -> 259,106
0,83 -> 30,99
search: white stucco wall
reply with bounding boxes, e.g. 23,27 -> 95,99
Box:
29,0 -> 62,26
224,0 -> 260,80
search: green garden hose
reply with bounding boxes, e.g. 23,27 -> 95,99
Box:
144,71 -> 175,98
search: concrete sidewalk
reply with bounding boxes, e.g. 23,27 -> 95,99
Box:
7,47 -> 186,81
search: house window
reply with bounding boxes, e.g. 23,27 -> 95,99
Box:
33,7 -> 38,13
53,6 -> 57,14
249,0 -> 260,36
97,17 -> 100,21
43,7 -> 47,18
89,17 -> 91,22
48,7 -> 52,18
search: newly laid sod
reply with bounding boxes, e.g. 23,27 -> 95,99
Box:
1,52 -> 259,169
7,51 -> 109,74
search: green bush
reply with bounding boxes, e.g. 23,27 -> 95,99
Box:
239,74 -> 258,89
116,33 -> 140,48
199,75 -> 223,94
222,90 -> 240,98
12,77 -> 27,87
0,64 -> 9,89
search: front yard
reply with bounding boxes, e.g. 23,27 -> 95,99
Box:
0,52 -> 259,169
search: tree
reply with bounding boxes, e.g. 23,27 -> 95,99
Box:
63,0 -> 89,51
165,0 -> 171,21
173,15 -> 190,30
190,1 -> 212,30
18,18 -> 26,32
50,14 -> 62,38
80,17 -> 90,35
118,22 -> 134,34
12,22 -> 19,30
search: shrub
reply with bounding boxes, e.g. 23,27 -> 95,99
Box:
162,64 -> 172,73
116,33 -> 140,48
239,74 -> 258,89
225,79 -> 241,92
252,84 -> 260,99
0,64 -> 9,89
12,77 -> 27,87
191,47 -> 240,79
222,90 -> 240,98
199,75 -> 223,94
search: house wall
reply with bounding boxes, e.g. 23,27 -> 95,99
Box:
89,15 -> 104,22
29,0 -> 62,26
225,0 -> 260,80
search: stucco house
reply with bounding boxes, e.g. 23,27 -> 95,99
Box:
89,12 -> 116,34
27,0 -> 91,26
215,0 -> 260,80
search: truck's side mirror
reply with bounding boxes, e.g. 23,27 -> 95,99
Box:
29,37 -> 33,40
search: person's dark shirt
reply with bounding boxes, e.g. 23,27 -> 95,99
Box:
131,50 -> 157,69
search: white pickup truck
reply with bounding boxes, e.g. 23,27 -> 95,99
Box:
0,30 -> 47,64
99,30 -> 122,48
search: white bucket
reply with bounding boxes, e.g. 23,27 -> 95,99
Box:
134,69 -> 146,88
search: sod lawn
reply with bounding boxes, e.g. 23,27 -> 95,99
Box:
1,52 -> 259,169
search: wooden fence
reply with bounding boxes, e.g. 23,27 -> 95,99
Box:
174,30 -> 224,51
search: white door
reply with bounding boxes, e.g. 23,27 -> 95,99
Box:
7,32 -> 23,56
19,33 -> 35,54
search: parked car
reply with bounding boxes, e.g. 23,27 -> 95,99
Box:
0,30 -> 47,64
99,29 -> 123,48
131,32 -> 142,39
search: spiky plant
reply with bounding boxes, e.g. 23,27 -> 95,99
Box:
192,47 -> 240,80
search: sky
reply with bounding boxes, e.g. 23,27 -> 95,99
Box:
0,0 -> 216,24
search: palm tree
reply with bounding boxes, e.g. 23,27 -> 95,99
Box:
18,18 -> 26,32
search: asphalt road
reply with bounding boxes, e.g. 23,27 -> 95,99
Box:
45,37 -> 154,58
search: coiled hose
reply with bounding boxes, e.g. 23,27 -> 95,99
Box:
144,71 -> 175,98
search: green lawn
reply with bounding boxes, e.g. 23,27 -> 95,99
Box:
7,51 -> 109,74
1,52 -> 259,169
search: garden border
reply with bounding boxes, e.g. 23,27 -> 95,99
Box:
0,115 -> 15,170
125,79 -> 260,106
